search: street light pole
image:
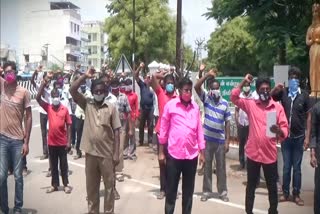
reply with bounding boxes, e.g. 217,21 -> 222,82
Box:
176,0 -> 182,80
132,0 -> 136,92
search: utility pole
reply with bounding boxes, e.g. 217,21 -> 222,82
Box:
132,0 -> 136,91
176,0 -> 182,79
195,38 -> 205,65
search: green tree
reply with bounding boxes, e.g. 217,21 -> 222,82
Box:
206,17 -> 261,76
205,0 -> 313,68
105,0 -> 176,68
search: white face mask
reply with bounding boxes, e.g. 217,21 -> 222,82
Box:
243,86 -> 250,93
93,94 -> 105,102
126,85 -> 133,92
52,97 -> 60,106
209,89 -> 220,99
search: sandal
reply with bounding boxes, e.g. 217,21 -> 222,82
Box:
46,186 -> 58,194
64,186 -> 72,194
293,196 -> 304,206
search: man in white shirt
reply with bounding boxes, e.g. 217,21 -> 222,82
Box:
31,70 -> 51,160
235,82 -> 254,170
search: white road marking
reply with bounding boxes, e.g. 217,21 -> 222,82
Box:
33,124 -> 40,128
66,161 -> 267,214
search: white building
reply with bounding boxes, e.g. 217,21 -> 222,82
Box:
2,0 -> 82,70
80,31 -> 90,68
82,21 -> 106,70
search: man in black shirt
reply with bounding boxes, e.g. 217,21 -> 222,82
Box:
271,67 -> 312,206
134,62 -> 154,146
310,101 -> 320,214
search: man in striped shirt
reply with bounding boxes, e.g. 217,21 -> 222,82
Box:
195,69 -> 231,202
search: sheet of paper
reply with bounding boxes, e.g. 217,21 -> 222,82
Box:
266,111 -> 277,138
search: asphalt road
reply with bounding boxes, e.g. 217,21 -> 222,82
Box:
4,101 -> 314,214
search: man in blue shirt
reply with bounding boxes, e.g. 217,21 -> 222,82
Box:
195,68 -> 231,202
134,62 -> 155,147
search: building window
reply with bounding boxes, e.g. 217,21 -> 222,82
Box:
74,23 -> 76,33
88,48 -> 91,55
70,22 -> 73,33
88,34 -> 91,42
101,47 -> 104,52
92,33 -> 97,42
77,25 -> 79,34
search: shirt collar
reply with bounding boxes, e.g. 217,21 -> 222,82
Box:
256,98 -> 276,109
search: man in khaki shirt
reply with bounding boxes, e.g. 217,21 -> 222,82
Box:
70,68 -> 121,214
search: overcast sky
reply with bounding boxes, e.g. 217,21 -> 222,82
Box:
0,0 -> 217,57
73,0 -> 217,55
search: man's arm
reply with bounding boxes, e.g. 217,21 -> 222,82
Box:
305,111 -> 312,150
22,107 -> 32,156
271,83 -> 284,101
151,71 -> 166,92
196,109 -> 205,167
230,74 -> 253,112
36,81 -> 49,110
66,124 -> 71,149
158,103 -> 171,163
310,104 -> 319,167
31,69 -> 38,89
69,74 -> 88,110
134,62 -> 144,85
111,105 -> 121,165
194,69 -> 216,99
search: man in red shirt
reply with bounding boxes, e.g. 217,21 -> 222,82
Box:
36,72 -> 72,194
231,74 -> 288,214
151,71 -> 176,199
123,78 -> 139,160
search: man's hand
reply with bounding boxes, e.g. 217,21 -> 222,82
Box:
85,67 -> 95,79
158,151 -> 166,164
311,154 -> 318,168
45,71 -> 53,82
304,139 -> 309,151
244,74 -> 253,83
128,129 -> 133,137
66,142 -> 71,151
199,151 -> 205,168
206,69 -> 217,78
140,62 -> 145,68
224,143 -> 230,153
21,143 -> 29,156
199,64 -> 206,72
270,125 -> 282,135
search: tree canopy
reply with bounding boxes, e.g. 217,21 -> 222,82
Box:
105,0 -> 176,68
205,0 -> 314,76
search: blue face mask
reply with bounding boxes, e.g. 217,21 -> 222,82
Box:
165,83 -> 174,93
288,78 -> 299,92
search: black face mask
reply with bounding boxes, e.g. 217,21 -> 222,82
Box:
259,91 -> 270,102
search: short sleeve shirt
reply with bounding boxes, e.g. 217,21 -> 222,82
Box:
42,103 -> 72,146
80,99 -> 122,158
0,78 -> 31,140
200,90 -> 231,144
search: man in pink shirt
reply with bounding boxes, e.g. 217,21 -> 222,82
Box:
231,74 -> 288,214
159,77 -> 205,214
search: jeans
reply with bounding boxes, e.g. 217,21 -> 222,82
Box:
281,136 -> 304,196
48,146 -> 69,187
0,134 -> 24,214
40,113 -> 48,156
203,142 -> 227,196
165,154 -> 198,214
75,117 -> 84,156
314,166 -> 320,214
139,109 -> 154,145
71,115 -> 77,147
238,125 -> 249,168
246,158 -> 278,214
